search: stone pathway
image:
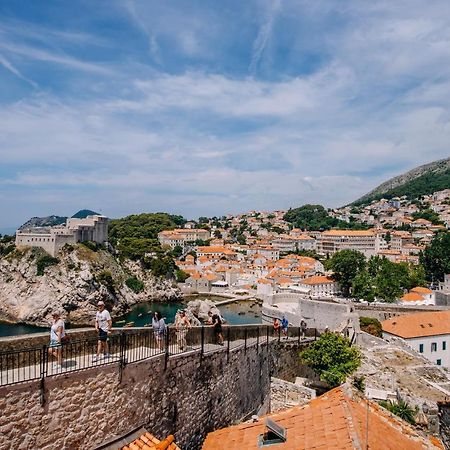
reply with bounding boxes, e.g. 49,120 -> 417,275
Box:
0,335 -> 311,386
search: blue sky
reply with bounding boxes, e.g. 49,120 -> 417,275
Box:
1,0 -> 450,230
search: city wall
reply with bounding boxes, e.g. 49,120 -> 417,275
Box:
0,335 -> 309,450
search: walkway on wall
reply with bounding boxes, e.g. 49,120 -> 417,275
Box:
0,325 -> 317,387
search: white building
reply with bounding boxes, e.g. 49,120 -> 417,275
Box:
299,275 -> 340,298
158,228 -> 210,249
15,215 -> 108,257
382,311 -> 450,368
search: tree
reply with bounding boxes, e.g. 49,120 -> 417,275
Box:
326,250 -> 366,296
420,231 -> 450,282
171,245 -> 183,258
301,333 -> 361,387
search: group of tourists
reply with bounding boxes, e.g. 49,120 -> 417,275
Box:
272,316 -> 307,340
47,302 -> 226,368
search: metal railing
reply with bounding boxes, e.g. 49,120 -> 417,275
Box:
0,325 -> 318,388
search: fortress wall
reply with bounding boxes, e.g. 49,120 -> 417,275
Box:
0,338 -> 308,450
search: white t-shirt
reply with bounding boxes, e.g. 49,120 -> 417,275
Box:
50,319 -> 65,341
96,309 -> 111,332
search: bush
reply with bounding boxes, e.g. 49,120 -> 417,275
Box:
379,399 -> 417,424
36,255 -> 60,276
300,332 -> 361,388
125,276 -> 145,293
96,270 -> 115,291
352,376 -> 365,392
175,269 -> 190,283
359,317 -> 382,337
81,241 -> 99,252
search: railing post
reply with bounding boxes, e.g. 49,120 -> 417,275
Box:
298,327 -> 301,344
200,325 -> 205,361
244,328 -> 247,353
266,325 -> 269,345
40,345 -> 47,406
227,327 -> 230,362
164,328 -> 170,371
256,327 -> 259,353
314,328 -> 317,341
119,332 -> 126,383
278,325 -> 281,343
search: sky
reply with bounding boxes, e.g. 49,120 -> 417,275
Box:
1,0 -> 450,230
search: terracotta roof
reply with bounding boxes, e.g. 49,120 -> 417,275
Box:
302,275 -> 335,285
121,432 -> 179,450
411,286 -> 433,294
401,292 -> 425,302
382,311 -> 450,338
202,386 -> 442,450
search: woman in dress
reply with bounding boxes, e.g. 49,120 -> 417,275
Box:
175,310 -> 191,351
48,311 -> 65,370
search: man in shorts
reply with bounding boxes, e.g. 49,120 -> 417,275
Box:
93,301 -> 112,361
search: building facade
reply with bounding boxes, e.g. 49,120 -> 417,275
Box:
15,215 -> 108,257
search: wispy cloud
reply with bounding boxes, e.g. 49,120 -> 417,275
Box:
250,0 -> 281,73
0,54 -> 38,88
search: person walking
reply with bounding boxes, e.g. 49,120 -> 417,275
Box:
300,319 -> 307,340
281,316 -> 289,339
152,311 -> 167,351
209,311 -> 224,346
49,311 -> 65,370
93,301 -> 112,362
273,317 -> 281,335
175,310 -> 191,351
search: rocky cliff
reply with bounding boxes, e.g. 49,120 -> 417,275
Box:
0,244 -> 181,327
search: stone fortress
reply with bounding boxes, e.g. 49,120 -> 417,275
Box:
15,215 -> 108,257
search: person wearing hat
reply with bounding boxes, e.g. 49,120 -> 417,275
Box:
49,311 -> 65,370
93,301 -> 112,362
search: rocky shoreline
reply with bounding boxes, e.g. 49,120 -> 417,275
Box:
0,245 -> 182,327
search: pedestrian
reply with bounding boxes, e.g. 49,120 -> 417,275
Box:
300,319 -> 307,340
48,311 -> 65,370
281,315 -> 289,339
93,301 -> 112,362
273,317 -> 281,335
209,310 -> 224,345
175,310 -> 191,351
152,311 -> 167,350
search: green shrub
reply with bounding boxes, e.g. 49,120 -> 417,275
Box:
352,376 -> 365,392
125,276 -> 145,293
359,317 -> 382,337
96,270 -> 115,291
81,241 -> 99,252
36,255 -> 60,276
379,399 -> 417,424
175,269 -> 190,283
301,332 -> 361,388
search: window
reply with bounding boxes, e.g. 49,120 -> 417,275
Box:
444,342 -> 447,351
419,344 -> 424,353
437,359 -> 442,366
431,342 -> 437,352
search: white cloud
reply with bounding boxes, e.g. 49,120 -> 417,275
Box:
0,54 -> 38,88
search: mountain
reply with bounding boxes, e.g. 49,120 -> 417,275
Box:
71,209 -> 99,219
352,157 -> 450,205
19,209 -> 100,230
19,215 -> 67,230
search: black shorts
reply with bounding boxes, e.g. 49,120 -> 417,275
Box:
98,329 -> 108,342
214,325 -> 222,334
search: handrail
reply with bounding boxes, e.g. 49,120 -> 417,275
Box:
0,324 -> 318,388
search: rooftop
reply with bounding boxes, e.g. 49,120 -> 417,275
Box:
382,311 -> 450,338
202,385 -> 442,449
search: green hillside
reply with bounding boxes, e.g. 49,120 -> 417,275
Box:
352,157 -> 450,206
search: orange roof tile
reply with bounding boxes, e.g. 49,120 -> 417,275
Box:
401,292 -> 424,302
202,386 -> 441,450
411,286 -> 433,294
321,229 -> 375,236
382,311 -> 450,338
302,275 -> 335,285
120,432 -> 180,450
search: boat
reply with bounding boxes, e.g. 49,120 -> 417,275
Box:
115,320 -> 126,324
124,322 -> 134,328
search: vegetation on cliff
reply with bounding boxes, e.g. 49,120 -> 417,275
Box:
352,157 -> 450,206
284,204 -> 369,231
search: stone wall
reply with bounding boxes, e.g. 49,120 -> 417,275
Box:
0,338 -> 311,450
437,401 -> 450,448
